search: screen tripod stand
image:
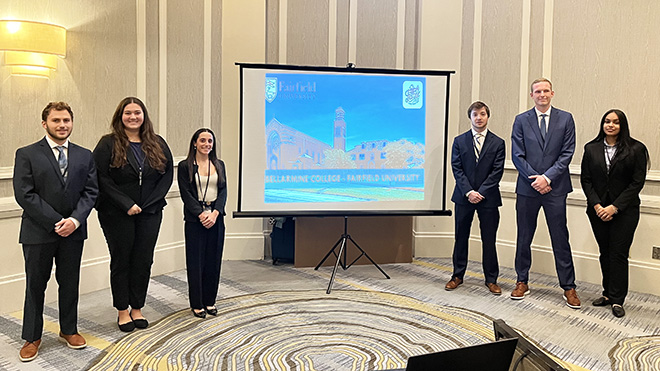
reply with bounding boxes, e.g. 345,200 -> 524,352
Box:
314,216 -> 390,294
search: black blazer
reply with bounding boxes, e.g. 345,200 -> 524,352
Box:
13,138 -> 99,244
93,135 -> 173,215
451,130 -> 505,208
177,159 -> 227,222
580,139 -> 647,212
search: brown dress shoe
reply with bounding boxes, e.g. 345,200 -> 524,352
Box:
486,282 -> 502,295
563,289 -> 581,309
510,282 -> 529,300
19,339 -> 41,362
59,332 -> 87,349
444,277 -> 463,291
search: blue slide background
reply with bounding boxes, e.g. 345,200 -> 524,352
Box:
265,72 -> 426,203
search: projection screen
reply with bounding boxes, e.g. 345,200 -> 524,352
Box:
234,63 -> 453,217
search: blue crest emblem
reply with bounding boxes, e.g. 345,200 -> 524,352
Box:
265,77 -> 277,103
402,81 -> 423,109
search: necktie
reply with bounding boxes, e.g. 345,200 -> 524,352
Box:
474,133 -> 483,161
540,114 -> 547,142
56,146 -> 68,178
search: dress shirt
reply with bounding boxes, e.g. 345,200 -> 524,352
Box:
44,136 -> 80,230
466,128 -> 489,198
533,107 -> 552,185
604,139 -> 617,173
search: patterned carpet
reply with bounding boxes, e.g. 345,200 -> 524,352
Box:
89,290 -> 500,370
0,258 -> 658,370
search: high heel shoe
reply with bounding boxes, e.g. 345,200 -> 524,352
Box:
206,306 -> 218,316
191,309 -> 206,318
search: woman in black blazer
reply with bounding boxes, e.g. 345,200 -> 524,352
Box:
93,97 -> 173,331
178,128 -> 227,318
580,109 -> 649,318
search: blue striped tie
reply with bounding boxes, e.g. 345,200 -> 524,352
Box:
56,146 -> 68,178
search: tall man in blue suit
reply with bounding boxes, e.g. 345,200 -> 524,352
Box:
13,102 -> 98,361
445,101 -> 505,295
510,78 -> 581,309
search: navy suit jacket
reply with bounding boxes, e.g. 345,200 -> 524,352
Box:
511,107 -> 575,197
451,130 -> 505,207
580,139 -> 647,212
13,138 -> 98,244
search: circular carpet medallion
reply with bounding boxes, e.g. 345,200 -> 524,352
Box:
88,290 -> 497,371
610,336 -> 660,371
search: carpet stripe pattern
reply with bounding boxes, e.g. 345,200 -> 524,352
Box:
89,290 -> 496,370
610,336 -> 660,371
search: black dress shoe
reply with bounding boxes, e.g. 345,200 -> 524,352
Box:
192,309 -> 206,318
206,306 -> 218,316
592,296 -> 611,306
612,304 -> 625,318
133,318 -> 149,329
118,318 -> 136,332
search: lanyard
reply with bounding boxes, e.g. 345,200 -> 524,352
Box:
195,160 -> 211,206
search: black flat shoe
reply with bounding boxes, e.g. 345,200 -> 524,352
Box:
592,296 -> 611,306
133,318 -> 149,329
192,309 -> 206,319
612,304 -> 625,318
206,306 -> 218,316
117,318 -> 136,332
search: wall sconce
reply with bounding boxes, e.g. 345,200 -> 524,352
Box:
0,20 -> 66,78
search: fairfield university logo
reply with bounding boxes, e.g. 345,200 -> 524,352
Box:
265,77 -> 277,103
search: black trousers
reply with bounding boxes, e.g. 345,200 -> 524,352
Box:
22,239 -> 83,342
99,210 -> 163,310
587,206 -> 639,305
452,203 -> 500,283
185,218 -> 225,309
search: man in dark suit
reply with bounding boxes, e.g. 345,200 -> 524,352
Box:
13,102 -> 98,362
510,78 -> 580,308
445,101 -> 505,295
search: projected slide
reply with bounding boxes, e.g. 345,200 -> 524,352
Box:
236,63 -> 451,216
265,73 -> 426,203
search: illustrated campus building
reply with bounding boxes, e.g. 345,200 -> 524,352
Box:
266,107 -> 406,171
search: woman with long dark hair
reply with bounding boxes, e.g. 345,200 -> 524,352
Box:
580,109 -> 649,318
177,128 -> 227,318
93,97 -> 173,331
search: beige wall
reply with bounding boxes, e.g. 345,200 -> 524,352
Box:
0,0 -> 659,313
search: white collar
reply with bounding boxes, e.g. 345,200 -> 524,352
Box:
45,136 -> 69,149
471,128 -> 488,137
534,106 -> 551,117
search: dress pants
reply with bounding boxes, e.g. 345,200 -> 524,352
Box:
587,206 -> 639,305
98,210 -> 163,310
451,203 -> 500,283
22,239 -> 83,342
515,194 -> 576,289
185,218 -> 225,309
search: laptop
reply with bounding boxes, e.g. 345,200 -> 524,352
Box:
404,338 -> 519,371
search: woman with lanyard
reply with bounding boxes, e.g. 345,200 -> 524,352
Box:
580,109 -> 649,318
178,128 -> 227,318
93,97 -> 173,331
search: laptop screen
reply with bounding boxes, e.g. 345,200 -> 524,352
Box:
405,338 -> 519,371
